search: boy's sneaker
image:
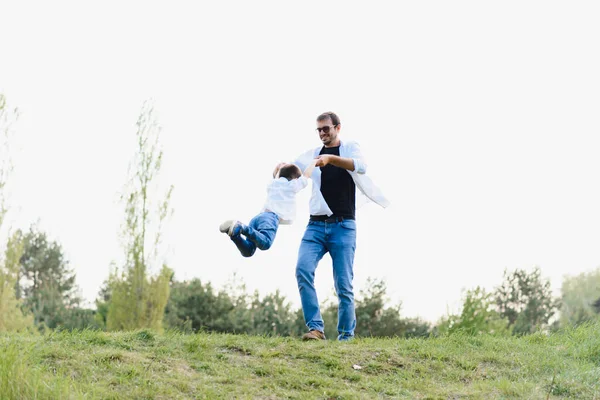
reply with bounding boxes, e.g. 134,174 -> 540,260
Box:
219,220 -> 242,237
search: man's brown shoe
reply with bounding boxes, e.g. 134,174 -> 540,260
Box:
302,330 -> 326,341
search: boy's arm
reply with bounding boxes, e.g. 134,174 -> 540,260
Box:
290,176 -> 309,193
303,159 -> 317,178
289,161 -> 316,193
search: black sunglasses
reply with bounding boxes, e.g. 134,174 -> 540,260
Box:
316,125 -> 337,134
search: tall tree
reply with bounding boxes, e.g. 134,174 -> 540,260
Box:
494,267 -> 560,335
18,225 -> 79,329
0,93 -> 33,331
107,100 -> 174,331
0,232 -> 33,331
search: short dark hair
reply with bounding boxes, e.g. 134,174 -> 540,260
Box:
317,111 -> 340,127
278,164 -> 302,181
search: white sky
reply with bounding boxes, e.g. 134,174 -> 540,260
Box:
1,1 -> 599,324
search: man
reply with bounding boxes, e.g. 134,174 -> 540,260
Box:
287,111 -> 389,341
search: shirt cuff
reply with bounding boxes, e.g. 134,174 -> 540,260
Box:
352,158 -> 367,174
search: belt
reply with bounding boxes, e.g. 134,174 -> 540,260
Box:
309,215 -> 355,223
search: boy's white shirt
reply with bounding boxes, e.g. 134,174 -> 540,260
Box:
293,140 -> 390,216
261,176 -> 309,225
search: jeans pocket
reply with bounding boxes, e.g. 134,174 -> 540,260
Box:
340,220 -> 356,230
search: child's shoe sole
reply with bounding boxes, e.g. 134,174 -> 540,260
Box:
219,220 -> 236,236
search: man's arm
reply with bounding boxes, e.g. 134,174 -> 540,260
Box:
314,155 -> 355,171
315,142 -> 367,174
345,141 -> 367,174
293,147 -> 317,172
288,160 -> 317,193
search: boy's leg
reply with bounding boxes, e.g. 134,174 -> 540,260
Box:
230,234 -> 257,257
220,219 -> 257,257
242,212 -> 279,251
295,221 -> 328,334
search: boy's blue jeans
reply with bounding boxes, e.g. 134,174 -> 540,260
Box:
231,211 -> 279,257
295,219 -> 357,340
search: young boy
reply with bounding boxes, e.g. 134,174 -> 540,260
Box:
219,160 -> 316,257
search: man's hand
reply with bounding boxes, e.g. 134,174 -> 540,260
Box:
314,155 -> 356,171
315,155 -> 334,167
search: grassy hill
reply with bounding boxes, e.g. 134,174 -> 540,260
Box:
1,323 -> 599,399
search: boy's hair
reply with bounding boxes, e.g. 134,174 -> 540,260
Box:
278,164 -> 302,181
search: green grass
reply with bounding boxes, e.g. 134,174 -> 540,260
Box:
1,323 -> 599,399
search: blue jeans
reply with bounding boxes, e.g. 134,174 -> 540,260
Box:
295,219 -> 357,340
231,212 -> 279,257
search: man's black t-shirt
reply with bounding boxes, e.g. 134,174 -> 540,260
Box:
318,146 -> 356,219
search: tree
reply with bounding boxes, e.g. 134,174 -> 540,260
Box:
401,317 -> 431,338
18,224 -> 79,329
58,307 -> 100,331
559,267 -> 600,327
248,289 -> 296,336
164,278 -> 300,336
354,278 -> 430,338
164,278 -> 239,333
494,267 -> 560,335
436,287 -> 509,336
106,100 -> 174,331
93,279 -> 111,329
355,278 -> 388,337
0,94 -> 33,332
163,274 -> 430,338
0,232 -> 33,331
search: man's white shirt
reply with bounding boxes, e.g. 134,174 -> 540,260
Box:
293,140 -> 390,217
